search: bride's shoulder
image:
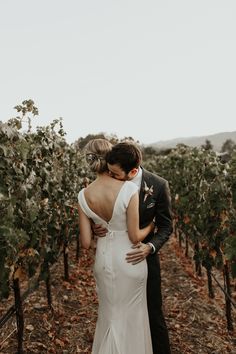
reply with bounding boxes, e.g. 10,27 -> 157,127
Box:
78,187 -> 85,198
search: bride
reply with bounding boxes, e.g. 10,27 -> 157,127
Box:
78,138 -> 153,354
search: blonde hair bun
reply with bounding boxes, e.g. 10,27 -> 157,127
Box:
84,139 -> 113,173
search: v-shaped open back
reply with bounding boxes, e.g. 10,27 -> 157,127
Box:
78,180 -> 138,231
80,181 -> 127,224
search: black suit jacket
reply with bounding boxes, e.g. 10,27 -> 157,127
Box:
139,167 -> 173,253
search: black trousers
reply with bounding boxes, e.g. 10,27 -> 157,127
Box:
146,253 -> 171,354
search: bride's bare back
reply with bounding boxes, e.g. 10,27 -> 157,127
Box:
83,174 -> 125,223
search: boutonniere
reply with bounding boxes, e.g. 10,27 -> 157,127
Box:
143,181 -> 154,202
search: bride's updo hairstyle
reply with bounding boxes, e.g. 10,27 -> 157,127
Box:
84,138 -> 113,173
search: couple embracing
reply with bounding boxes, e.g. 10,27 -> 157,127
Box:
78,139 -> 173,354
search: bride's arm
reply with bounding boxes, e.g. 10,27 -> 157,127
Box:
78,205 -> 92,249
127,192 -> 154,244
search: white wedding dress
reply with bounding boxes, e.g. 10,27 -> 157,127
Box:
78,181 -> 153,354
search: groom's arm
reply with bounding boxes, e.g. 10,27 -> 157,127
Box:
126,178 -> 173,265
92,222 -> 108,237
148,179 -> 173,253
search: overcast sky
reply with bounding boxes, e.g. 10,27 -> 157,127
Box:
0,0 -> 235,144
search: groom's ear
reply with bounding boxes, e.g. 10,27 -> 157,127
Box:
129,168 -> 139,178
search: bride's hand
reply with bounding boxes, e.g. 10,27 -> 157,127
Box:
149,221 -> 155,232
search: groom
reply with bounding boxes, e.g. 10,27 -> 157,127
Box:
94,141 -> 173,354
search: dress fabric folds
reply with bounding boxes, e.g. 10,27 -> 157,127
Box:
78,181 -> 153,354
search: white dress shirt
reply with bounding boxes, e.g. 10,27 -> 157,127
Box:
131,168 -> 156,253
131,167 -> 142,190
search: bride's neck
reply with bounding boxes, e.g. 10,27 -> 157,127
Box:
96,171 -> 109,179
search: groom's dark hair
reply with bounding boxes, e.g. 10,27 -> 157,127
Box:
106,142 -> 142,174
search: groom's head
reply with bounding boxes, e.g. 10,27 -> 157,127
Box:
106,142 -> 142,181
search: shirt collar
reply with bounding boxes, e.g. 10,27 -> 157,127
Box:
131,167 -> 142,189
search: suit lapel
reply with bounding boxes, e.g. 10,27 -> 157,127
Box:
139,168 -> 149,215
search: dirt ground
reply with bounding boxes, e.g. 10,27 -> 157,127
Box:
0,235 -> 236,354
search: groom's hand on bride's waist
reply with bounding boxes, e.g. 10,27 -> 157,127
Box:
92,223 -> 108,237
125,243 -> 152,265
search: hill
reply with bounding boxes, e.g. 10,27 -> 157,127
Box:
150,131 -> 236,152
